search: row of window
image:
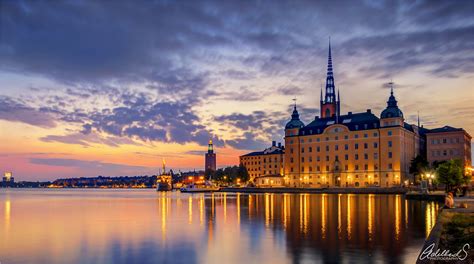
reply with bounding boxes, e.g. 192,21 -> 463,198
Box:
290,152 -> 392,163
293,141 -> 392,153
289,130 -> 393,143
431,149 -> 462,157
289,163 -> 393,172
430,137 -> 462,144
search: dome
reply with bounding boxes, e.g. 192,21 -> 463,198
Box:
381,107 -> 403,119
285,106 -> 305,129
380,88 -> 403,119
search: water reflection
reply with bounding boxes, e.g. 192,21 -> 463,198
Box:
0,190 -> 440,264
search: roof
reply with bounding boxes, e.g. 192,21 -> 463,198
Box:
241,148 -> 285,157
426,126 -> 464,133
299,110 -> 380,135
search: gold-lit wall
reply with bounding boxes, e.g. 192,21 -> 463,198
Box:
284,121 -> 419,188
240,153 -> 284,181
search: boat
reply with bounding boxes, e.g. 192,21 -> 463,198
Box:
180,182 -> 219,193
157,158 -> 173,191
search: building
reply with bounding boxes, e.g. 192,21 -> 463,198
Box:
240,42 -> 472,188
2,172 -> 14,187
205,139 -> 217,172
240,141 -> 284,183
426,126 -> 472,172
284,42 -> 423,188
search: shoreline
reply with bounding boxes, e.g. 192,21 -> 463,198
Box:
218,187 -> 407,194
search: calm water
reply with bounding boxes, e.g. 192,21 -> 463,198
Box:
0,189 -> 440,264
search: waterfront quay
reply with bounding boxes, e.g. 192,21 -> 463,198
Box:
220,186 -> 407,194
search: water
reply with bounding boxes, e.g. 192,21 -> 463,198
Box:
0,189 -> 440,264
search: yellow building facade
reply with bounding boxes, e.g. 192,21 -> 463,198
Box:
240,141 -> 284,182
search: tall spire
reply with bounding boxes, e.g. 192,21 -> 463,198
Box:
324,38 -> 336,103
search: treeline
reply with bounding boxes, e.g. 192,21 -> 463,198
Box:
52,175 -> 157,188
206,164 -> 249,183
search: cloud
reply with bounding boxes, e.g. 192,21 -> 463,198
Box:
0,96 -> 58,128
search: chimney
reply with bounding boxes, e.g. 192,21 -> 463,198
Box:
272,141 -> 276,147
278,142 -> 282,148
367,109 -> 371,113
348,112 -> 352,115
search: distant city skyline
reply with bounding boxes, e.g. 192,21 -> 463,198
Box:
1,1 -> 473,180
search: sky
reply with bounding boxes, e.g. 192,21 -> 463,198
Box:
0,0 -> 473,181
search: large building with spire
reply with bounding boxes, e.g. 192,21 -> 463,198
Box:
283,42 -> 465,188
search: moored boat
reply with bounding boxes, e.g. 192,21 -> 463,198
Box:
156,158 -> 173,191
180,182 -> 219,193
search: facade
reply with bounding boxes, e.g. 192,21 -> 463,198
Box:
240,141 -> 284,182
205,139 -> 217,172
284,43 -> 422,188
254,175 -> 285,187
426,126 -> 472,171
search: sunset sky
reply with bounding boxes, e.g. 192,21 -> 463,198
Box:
1,1 -> 473,181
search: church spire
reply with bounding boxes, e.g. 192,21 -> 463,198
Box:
324,38 -> 336,103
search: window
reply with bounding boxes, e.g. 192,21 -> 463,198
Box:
335,155 -> 339,161
374,142 -> 378,148
345,154 -> 349,160
344,135 -> 348,140
364,153 -> 368,160
388,131 -> 392,136
301,157 -> 305,162
355,125 -> 359,130
364,164 -> 368,170
388,141 -> 392,147
374,164 -> 379,170
290,158 -> 294,163
355,143 -> 359,149
301,147 -> 305,153
388,163 -> 393,169
317,146 -> 320,152
317,156 -> 320,161
344,144 -> 348,150
345,164 -> 348,170
364,143 -> 368,149
317,138 -> 320,142
335,136 -> 339,140
326,165 -> 329,171
388,152 -> 392,158
335,145 -> 339,151
317,166 -> 320,171
443,138 -> 447,143
309,147 -> 312,152
290,148 -> 294,154
355,154 -> 359,160
309,157 -> 312,162
374,153 -> 378,159
443,150 -> 447,156
355,165 -> 359,170
301,167 -> 304,172
326,156 -> 329,161
364,133 -> 368,138
290,167 -> 294,172
355,134 -> 359,138
309,166 -> 313,172
373,132 -> 378,137
326,145 -> 329,151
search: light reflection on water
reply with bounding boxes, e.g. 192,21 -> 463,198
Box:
0,189 -> 440,264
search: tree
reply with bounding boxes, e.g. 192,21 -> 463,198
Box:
409,155 -> 429,183
436,159 -> 471,193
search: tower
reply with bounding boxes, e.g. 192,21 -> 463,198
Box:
380,81 -> 404,127
205,139 -> 216,172
320,39 -> 341,119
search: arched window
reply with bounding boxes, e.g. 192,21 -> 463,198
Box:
325,108 -> 331,117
